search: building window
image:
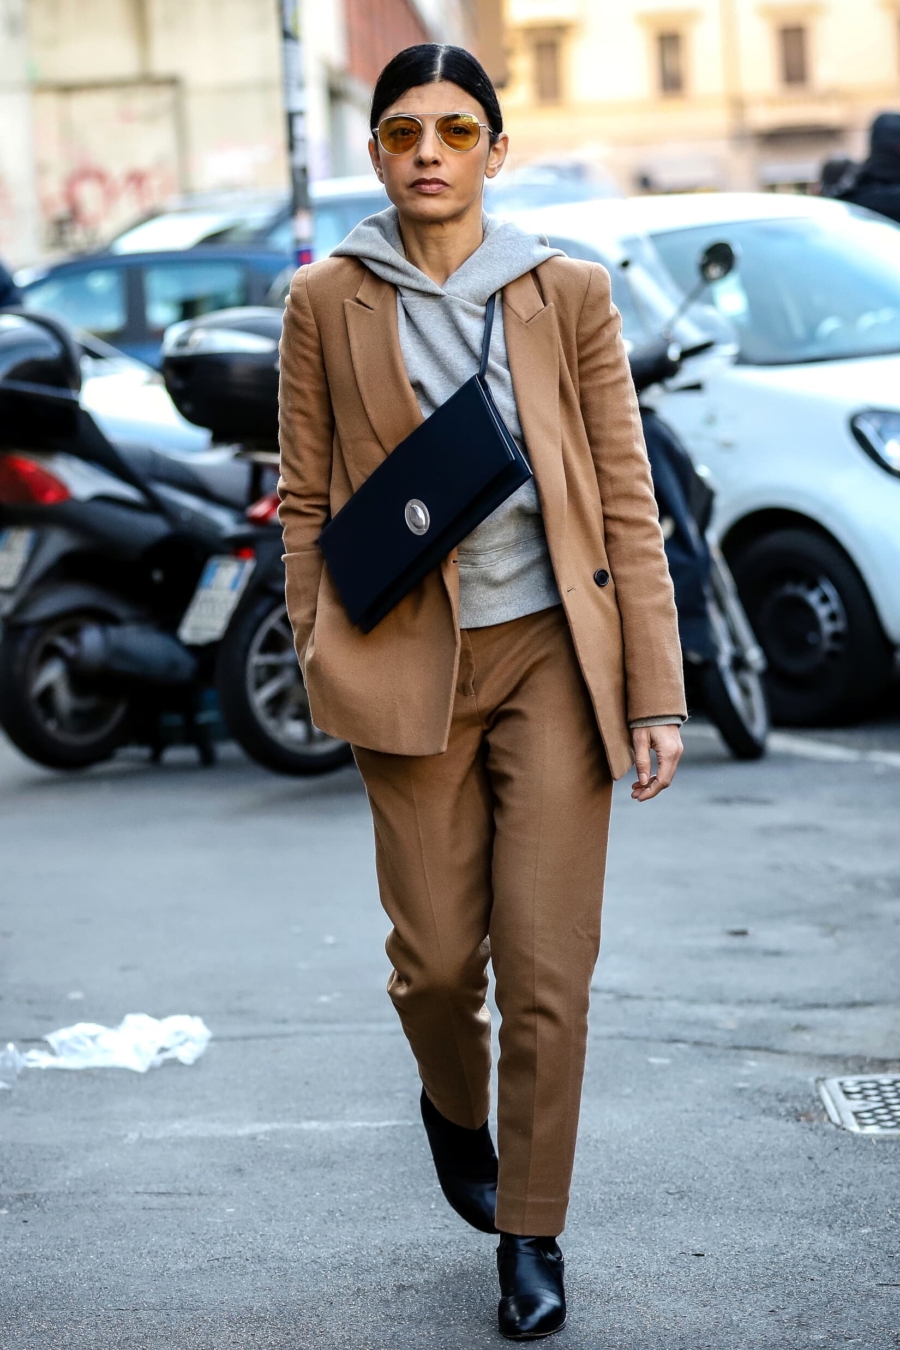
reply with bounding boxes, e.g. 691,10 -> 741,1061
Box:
533,32 -> 562,104
779,25 -> 808,86
657,31 -> 685,96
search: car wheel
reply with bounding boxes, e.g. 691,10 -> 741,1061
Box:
216,593 -> 353,776
729,528 -> 893,725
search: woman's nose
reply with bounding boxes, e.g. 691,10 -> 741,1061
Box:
415,130 -> 442,163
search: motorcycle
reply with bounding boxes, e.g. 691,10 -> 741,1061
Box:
626,242 -> 769,760
0,309 -> 350,775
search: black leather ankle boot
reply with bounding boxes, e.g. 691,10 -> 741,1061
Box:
497,1233 -> 566,1340
419,1088 -> 498,1233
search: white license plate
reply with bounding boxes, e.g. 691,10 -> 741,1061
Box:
177,555 -> 255,646
0,528 -> 36,590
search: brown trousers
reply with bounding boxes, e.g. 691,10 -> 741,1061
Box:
353,604 -> 613,1236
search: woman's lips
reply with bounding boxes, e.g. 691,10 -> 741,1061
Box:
410,179 -> 449,194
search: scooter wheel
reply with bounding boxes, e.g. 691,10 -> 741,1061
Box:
0,615 -> 130,770
216,593 -> 353,776
700,659 -> 768,761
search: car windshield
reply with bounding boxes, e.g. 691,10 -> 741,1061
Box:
650,210 -> 900,364
485,178 -> 619,214
545,233 -> 731,351
109,202 -> 286,253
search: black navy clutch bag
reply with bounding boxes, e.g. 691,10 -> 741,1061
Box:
317,293 -> 533,633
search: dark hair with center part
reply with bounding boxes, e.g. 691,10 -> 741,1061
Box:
370,44 -> 502,142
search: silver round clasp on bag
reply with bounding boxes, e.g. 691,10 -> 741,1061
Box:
404,499 -> 430,536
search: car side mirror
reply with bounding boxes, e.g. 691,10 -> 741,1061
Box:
698,241 -> 736,284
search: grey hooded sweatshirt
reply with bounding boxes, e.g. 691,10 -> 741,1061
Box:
333,208 -> 564,628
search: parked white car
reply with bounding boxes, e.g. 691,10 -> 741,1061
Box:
512,194 -> 900,724
77,335 -> 211,455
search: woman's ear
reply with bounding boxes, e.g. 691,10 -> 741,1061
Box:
368,138 -> 384,182
484,133 -> 509,182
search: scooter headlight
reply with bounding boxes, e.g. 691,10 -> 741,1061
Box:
850,410 -> 900,479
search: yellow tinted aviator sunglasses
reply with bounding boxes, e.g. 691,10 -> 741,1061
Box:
374,112 -> 491,156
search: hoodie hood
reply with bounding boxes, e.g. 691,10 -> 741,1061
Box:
862,112 -> 900,182
331,206 -> 562,302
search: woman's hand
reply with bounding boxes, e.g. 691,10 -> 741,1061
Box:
631,725 -> 684,802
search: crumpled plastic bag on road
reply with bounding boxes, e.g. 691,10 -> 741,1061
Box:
20,1014 -> 211,1074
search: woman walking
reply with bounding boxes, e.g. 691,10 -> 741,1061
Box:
278,43 -> 685,1339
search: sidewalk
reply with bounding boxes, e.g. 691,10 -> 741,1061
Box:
1,724 -> 897,1349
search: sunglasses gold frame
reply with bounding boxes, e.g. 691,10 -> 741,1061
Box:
373,112 -> 492,156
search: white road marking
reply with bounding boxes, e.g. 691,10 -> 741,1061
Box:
768,731 -> 900,769
126,1119 -> 415,1143
687,722 -> 900,769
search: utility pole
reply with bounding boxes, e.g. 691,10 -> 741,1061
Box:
278,0 -> 314,265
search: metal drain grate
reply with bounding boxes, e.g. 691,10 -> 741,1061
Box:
819,1076 -> 900,1135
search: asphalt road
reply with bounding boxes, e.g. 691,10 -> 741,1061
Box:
1,709 -> 899,1350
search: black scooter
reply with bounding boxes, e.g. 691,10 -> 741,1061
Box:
627,243 -> 768,759
0,310 -> 349,775
160,306 -> 352,776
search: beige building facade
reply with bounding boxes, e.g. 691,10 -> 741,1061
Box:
500,0 -> 900,192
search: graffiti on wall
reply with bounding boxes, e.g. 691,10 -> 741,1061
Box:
31,77 -> 288,257
41,161 -> 178,250
33,80 -> 182,253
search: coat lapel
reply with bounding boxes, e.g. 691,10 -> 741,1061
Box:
502,273 -> 568,545
344,270 -> 423,468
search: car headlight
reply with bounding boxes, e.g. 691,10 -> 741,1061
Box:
850,410 -> 900,478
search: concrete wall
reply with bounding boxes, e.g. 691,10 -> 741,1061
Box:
23,0 -> 286,256
0,0 -> 41,265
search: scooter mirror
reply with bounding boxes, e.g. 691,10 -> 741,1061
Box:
0,311 -> 81,393
698,241 -> 736,284
0,311 -> 82,448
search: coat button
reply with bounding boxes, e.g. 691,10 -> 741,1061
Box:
593,568 -> 610,587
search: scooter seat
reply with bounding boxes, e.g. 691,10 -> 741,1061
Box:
115,442 -> 252,510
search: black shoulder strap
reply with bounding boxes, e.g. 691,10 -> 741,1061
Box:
479,292 -> 497,379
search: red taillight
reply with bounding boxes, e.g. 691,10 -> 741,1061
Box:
0,455 -> 71,506
245,490 -> 279,525
232,545 -> 256,561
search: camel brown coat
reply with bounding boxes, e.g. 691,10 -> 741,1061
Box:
277,253 -> 686,780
